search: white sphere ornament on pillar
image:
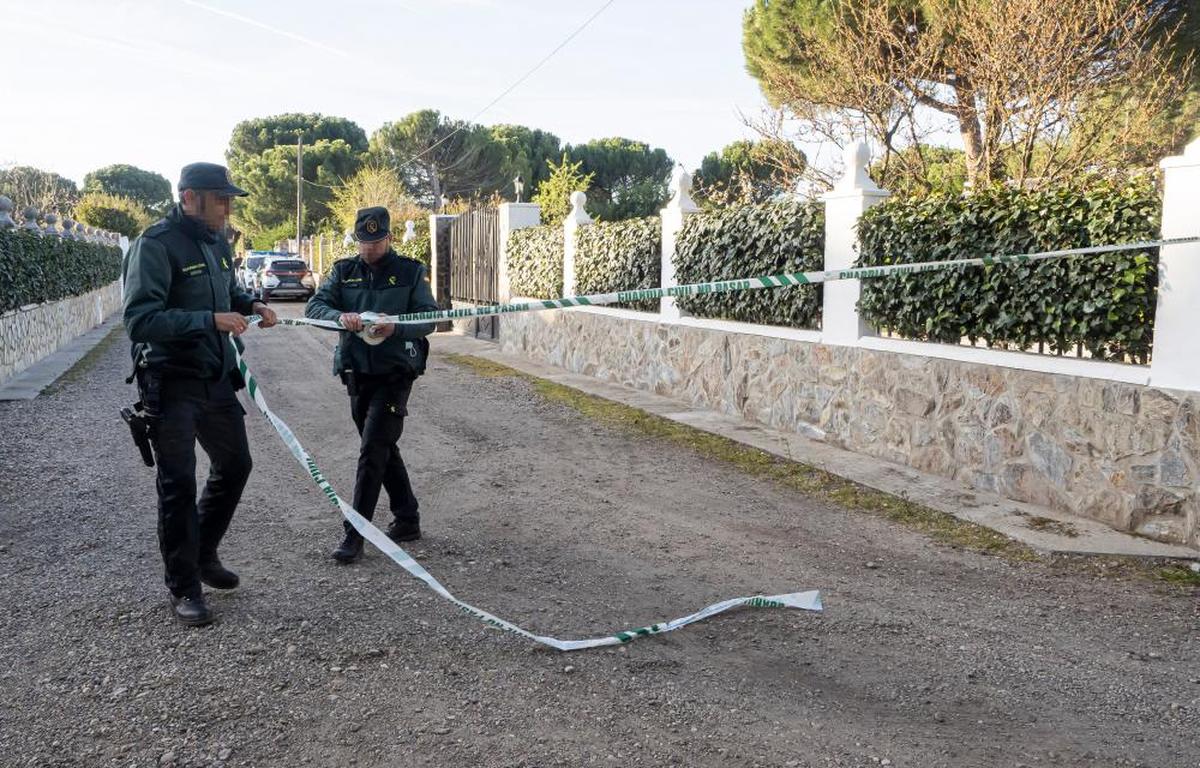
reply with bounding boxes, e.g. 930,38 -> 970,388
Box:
0,196 -> 14,229
22,207 -> 41,234
403,220 -> 416,243
567,190 -> 592,226
43,213 -> 59,237
665,165 -> 699,214
75,221 -> 86,240
834,140 -> 884,195
61,218 -> 77,240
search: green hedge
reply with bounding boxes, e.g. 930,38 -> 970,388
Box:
674,199 -> 824,328
0,230 -> 123,313
856,178 -> 1160,362
575,217 -> 661,312
507,225 -> 563,299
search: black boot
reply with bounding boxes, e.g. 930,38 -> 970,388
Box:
386,516 -> 421,543
199,556 -> 240,590
170,593 -> 214,627
332,532 -> 364,563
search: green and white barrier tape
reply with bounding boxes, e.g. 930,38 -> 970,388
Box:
252,237 -> 1198,331
231,236 -> 1194,648
231,334 -> 822,651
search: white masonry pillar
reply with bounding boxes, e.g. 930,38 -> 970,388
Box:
498,203 -> 541,303
820,141 -> 890,345
1152,135 -> 1200,393
562,192 -> 592,297
659,167 -> 699,320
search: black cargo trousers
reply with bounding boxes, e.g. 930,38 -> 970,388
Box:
142,371 -> 252,598
345,371 -> 418,535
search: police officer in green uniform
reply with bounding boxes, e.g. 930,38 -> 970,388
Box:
123,162 -> 278,626
305,207 -> 438,563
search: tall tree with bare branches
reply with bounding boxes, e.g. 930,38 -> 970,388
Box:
744,0 -> 1197,191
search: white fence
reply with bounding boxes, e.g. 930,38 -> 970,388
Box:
428,137 -> 1200,547
436,137 -> 1200,395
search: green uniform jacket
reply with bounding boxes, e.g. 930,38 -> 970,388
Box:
122,206 -> 257,379
305,250 -> 438,377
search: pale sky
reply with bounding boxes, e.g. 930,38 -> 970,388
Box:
0,0 -> 772,190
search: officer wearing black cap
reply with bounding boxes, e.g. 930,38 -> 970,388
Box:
305,206 -> 438,563
123,161 -> 278,626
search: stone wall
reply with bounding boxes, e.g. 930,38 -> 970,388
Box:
500,308 -> 1199,548
0,281 -> 122,382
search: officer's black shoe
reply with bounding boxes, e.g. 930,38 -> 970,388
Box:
386,517 -> 421,543
332,532 -> 364,563
170,593 -> 214,627
199,558 -> 240,590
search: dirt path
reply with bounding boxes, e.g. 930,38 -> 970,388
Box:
0,303 -> 1196,768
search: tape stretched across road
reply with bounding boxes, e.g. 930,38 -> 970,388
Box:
233,236 -> 1193,647
231,336 -> 822,651
254,237 -> 1198,331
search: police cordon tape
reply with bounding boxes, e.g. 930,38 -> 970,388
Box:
252,237 -> 1199,332
230,336 -> 823,651
233,236 -> 1194,649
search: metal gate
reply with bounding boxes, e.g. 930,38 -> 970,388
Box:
449,207 -> 500,339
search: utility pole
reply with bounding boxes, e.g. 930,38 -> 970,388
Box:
295,136 -> 304,252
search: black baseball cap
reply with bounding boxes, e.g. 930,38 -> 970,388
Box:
354,206 -> 391,242
178,162 -> 248,197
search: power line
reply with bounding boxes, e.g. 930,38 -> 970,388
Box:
289,0 -> 618,199
391,0 -> 618,179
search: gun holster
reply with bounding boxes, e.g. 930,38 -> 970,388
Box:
121,401 -> 156,468
121,367 -> 163,468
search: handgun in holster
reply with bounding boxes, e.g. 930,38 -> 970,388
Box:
121,356 -> 162,468
121,402 -> 155,467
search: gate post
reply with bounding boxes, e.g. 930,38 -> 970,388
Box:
497,203 -> 540,302
429,214 -> 457,331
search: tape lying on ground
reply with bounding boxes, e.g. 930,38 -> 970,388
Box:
255,237 -> 1198,330
231,335 -> 822,651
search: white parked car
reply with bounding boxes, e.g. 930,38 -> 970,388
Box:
237,253 -> 267,292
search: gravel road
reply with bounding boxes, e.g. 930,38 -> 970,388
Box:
0,303 -> 1196,768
